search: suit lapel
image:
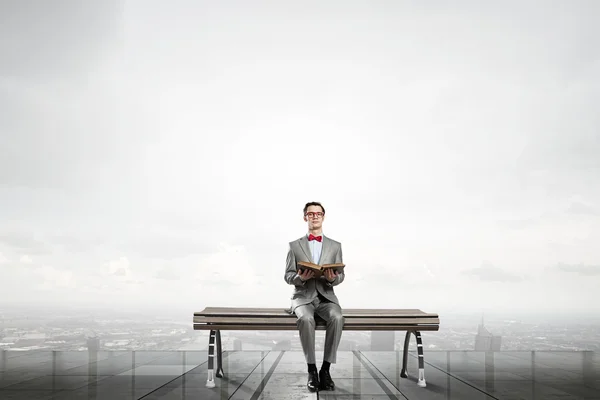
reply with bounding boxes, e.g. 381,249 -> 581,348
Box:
299,235 -> 312,262
320,235 -> 331,265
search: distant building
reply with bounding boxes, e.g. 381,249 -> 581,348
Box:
234,339 -> 242,350
474,316 -> 502,351
87,337 -> 100,352
7,333 -> 47,348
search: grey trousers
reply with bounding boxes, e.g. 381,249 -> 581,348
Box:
294,294 -> 344,364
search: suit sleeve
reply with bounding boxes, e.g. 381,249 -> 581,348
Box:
284,243 -> 305,286
326,243 -> 345,287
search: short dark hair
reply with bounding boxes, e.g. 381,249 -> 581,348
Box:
303,202 -> 325,216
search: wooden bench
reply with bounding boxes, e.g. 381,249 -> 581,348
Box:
193,307 -> 440,388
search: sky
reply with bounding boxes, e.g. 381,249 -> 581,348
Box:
0,1 -> 599,318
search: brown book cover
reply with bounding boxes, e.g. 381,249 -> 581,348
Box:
297,261 -> 345,278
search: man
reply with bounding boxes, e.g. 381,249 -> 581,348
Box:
284,201 -> 345,392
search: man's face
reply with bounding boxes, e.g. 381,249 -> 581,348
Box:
304,205 -> 325,230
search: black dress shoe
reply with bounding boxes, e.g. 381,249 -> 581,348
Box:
319,369 -> 335,390
307,370 -> 319,392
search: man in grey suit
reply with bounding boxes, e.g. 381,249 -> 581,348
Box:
284,201 -> 345,392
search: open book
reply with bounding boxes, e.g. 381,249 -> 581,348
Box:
297,261 -> 345,278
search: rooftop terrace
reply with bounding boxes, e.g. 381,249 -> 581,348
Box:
1,349 -> 599,399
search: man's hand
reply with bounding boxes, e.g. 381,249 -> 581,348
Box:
324,269 -> 337,283
298,269 -> 315,281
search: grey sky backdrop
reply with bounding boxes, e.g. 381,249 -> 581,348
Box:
1,1 -> 599,317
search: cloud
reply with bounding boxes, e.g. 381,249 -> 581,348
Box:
100,258 -> 146,286
496,217 -> 541,230
422,263 -> 436,278
155,267 -> 181,281
20,255 -> 32,264
497,201 -> 599,231
0,252 -> 7,264
552,263 -> 600,276
195,243 -> 258,286
36,265 -> 76,288
46,234 -> 108,254
566,201 -> 599,216
105,257 -> 133,279
0,232 -> 50,255
123,234 -> 216,260
462,262 -> 524,283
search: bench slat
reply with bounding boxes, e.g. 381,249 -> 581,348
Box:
194,316 -> 439,325
200,307 -> 425,313
195,308 -> 437,318
193,324 -> 440,331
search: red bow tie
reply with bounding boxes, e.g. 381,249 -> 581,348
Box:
308,234 -> 322,242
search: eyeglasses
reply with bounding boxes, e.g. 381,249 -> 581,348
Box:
306,212 -> 324,218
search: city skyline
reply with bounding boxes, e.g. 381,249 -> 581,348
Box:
1,304 -> 599,353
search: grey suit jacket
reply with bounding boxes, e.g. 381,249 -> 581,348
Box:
284,234 -> 345,312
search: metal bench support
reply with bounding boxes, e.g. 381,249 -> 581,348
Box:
206,329 -> 224,388
400,330 -> 426,387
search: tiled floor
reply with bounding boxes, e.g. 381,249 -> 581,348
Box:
0,349 -> 598,399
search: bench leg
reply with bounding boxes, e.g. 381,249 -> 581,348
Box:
215,330 -> 224,378
400,331 -> 411,378
206,329 -> 225,388
415,331 -> 426,387
206,330 -> 217,388
400,330 -> 427,388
